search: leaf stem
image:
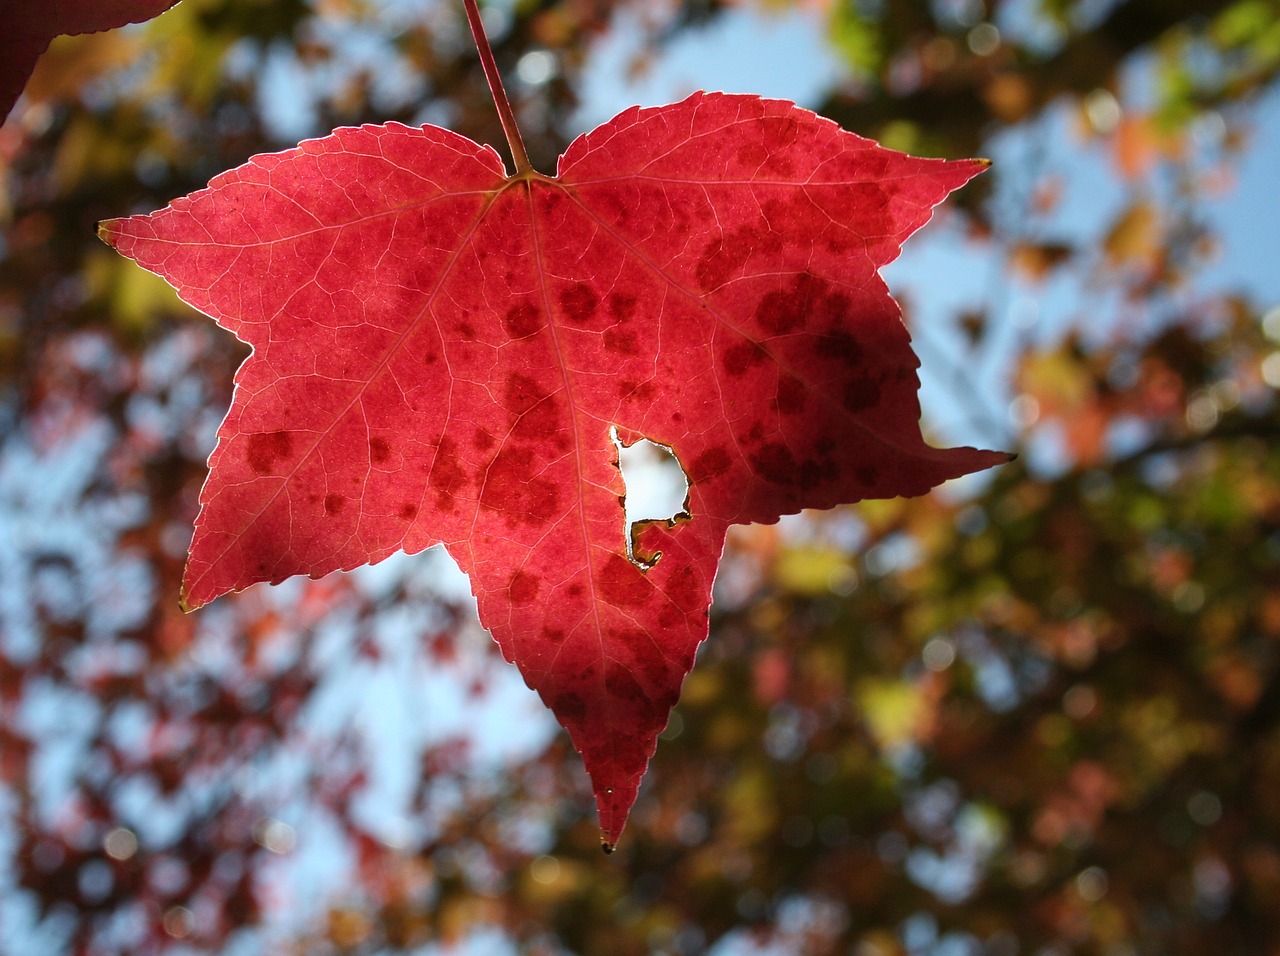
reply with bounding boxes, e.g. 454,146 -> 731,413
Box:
462,0 -> 533,175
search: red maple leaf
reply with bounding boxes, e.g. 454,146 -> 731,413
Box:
100,0 -> 1007,848
2,1 -> 182,121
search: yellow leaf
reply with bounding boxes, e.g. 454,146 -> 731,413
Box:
857,679 -> 924,750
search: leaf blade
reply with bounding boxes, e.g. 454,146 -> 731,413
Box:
102,94 -> 1007,845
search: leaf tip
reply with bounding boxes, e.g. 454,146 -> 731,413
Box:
96,219 -> 119,248
178,583 -> 203,615
601,840 -> 615,855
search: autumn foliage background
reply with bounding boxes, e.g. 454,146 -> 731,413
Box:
2,1 -> 1280,954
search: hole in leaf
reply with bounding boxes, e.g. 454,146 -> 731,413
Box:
611,427 -> 690,570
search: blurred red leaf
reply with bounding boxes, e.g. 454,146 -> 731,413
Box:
2,1 -> 181,120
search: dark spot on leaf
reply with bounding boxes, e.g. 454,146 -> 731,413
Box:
775,375 -> 808,414
688,447 -> 731,483
245,430 -> 292,475
757,273 -> 852,335
843,378 -> 881,413
657,606 -> 682,630
506,373 -> 547,416
723,341 -> 769,376
431,436 -> 467,510
369,436 -> 390,464
857,465 -> 879,486
815,290 -> 852,325
599,553 -> 650,607
603,328 -> 639,355
760,197 -> 787,223
750,441 -> 796,484
756,288 -> 804,335
606,666 -> 648,704
458,322 -> 476,340
508,569 -> 540,605
553,691 -> 586,722
560,282 -> 598,323
398,501 -> 418,520
608,733 -> 649,779
620,379 -> 657,401
797,458 -> 838,490
324,493 -> 345,515
480,446 -> 559,524
543,627 -> 566,643
824,328 -> 864,366
695,231 -> 752,291
567,583 -> 584,598
474,428 -> 495,451
849,183 -> 893,234
503,303 -> 541,339
607,290 -> 638,321
600,190 -> 631,229
620,630 -> 674,691
542,188 -> 569,213
826,232 -> 855,255
506,373 -> 563,442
